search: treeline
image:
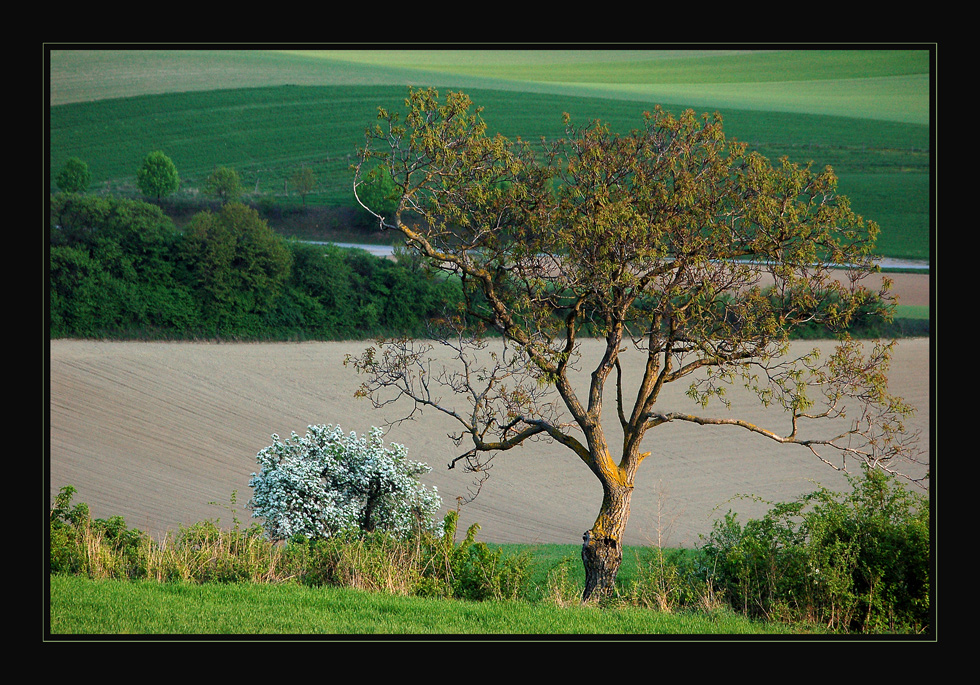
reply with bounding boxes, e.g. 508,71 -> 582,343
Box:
48,193 -> 464,341
48,192 -> 925,343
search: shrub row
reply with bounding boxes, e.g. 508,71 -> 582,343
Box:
48,193 -> 463,341
49,192 -> 924,343
698,468 -> 930,633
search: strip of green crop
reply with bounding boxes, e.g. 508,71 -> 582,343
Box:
283,48 -> 928,85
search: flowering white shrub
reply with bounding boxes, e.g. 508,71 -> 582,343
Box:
247,424 -> 442,541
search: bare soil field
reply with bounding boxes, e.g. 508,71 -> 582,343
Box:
47,274 -> 931,548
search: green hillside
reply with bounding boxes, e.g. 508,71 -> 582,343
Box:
47,48 -> 932,261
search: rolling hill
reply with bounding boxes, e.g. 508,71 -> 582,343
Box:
47,47 -> 932,259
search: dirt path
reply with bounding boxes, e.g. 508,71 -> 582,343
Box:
47,275 -> 931,547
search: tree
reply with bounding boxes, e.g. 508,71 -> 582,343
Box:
247,424 -> 443,541
178,201 -> 292,323
55,157 -> 91,193
202,166 -> 243,203
354,165 -> 399,220
136,150 -> 180,201
349,89 -> 924,601
290,167 -> 317,205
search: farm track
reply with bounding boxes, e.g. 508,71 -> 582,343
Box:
47,275 -> 931,546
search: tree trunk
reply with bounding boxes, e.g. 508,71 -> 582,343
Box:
581,481 -> 633,601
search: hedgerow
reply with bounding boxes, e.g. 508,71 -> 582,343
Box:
49,470 -> 929,633
48,193 -> 464,341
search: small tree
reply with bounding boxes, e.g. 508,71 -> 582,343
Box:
202,166 -> 243,203
290,167 -> 317,205
355,166 -> 399,218
137,150 -> 180,201
350,89 -> 925,601
55,157 -> 91,194
247,424 -> 443,541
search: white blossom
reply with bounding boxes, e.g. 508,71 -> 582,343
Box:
248,424 -> 442,540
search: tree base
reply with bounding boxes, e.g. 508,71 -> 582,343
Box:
581,530 -> 622,601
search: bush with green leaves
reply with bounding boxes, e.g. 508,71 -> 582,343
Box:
697,469 -> 930,633
49,485 -> 148,579
48,193 -> 466,341
177,201 -> 293,330
248,425 -> 443,542
258,510 -> 532,601
49,193 -> 200,337
414,511 -> 532,602
353,165 -> 399,227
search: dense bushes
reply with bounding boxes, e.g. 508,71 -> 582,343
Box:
49,469 -> 930,633
49,486 -> 147,580
50,194 -> 195,336
176,201 -> 293,330
697,468 -> 930,633
48,192 -> 924,342
48,193 -> 463,340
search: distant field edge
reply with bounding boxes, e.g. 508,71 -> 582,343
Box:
47,48 -> 932,125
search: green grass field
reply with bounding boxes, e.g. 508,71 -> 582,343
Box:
47,573 -> 804,635
48,541 -> 804,635
47,48 -> 932,262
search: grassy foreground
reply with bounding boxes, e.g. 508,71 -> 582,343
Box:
47,467 -> 930,638
48,574 -> 802,636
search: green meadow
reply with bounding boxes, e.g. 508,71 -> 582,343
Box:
49,574 -> 801,635
48,48 -> 932,261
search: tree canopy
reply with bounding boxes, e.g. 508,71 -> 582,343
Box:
290,167 -> 317,205
178,201 -> 292,323
55,157 -> 91,194
136,150 -> 180,201
202,166 -> 243,203
350,88 -> 924,600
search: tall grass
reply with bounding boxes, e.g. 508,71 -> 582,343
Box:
49,486 -> 532,602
